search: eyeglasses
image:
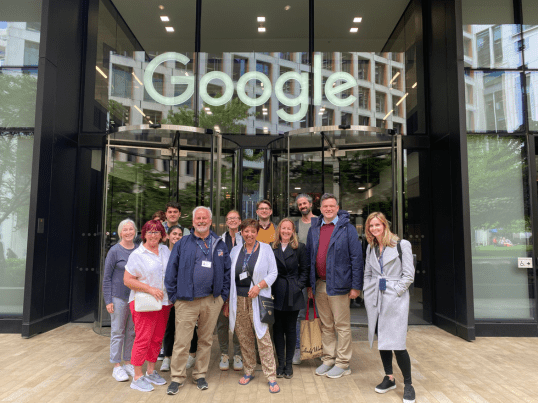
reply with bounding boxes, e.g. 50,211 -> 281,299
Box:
147,231 -> 161,235
226,217 -> 240,222
257,207 -> 271,211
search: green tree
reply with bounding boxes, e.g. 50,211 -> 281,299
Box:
0,73 -> 38,127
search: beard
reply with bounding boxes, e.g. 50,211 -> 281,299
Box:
194,224 -> 210,233
300,207 -> 311,216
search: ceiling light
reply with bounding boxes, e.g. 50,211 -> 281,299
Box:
389,71 -> 400,84
165,26 -> 174,32
132,72 -> 143,85
295,187 -> 301,190
285,5 -> 291,10
358,187 -> 366,190
383,110 -> 393,120
353,17 -> 362,23
185,72 -> 189,76
350,27 -> 358,33
148,120 -> 154,124
133,105 -> 145,116
412,82 -> 417,88
159,185 -> 167,188
257,16 -> 265,22
205,107 -> 210,111
95,66 -> 107,79
158,5 -> 164,10
160,16 -> 169,22
396,93 -> 408,106
206,110 -> 212,115
258,27 -> 266,32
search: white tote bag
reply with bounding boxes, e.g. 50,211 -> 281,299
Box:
134,250 -> 165,312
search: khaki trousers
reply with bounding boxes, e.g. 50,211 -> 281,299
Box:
171,295 -> 223,383
315,280 -> 352,368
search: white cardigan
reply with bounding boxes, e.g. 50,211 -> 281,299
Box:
229,242 -> 278,339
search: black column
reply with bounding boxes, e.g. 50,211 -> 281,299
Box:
22,0 -> 85,337
423,0 -> 475,340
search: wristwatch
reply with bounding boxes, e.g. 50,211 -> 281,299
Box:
257,283 -> 262,289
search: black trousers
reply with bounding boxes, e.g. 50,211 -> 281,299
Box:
379,349 -> 412,385
162,306 -> 198,357
273,309 -> 299,368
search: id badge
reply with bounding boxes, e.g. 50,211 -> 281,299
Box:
379,278 -> 387,291
239,272 -> 248,280
202,260 -> 212,268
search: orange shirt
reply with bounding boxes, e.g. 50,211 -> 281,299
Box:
257,223 -> 276,244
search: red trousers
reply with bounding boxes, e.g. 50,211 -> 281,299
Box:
129,301 -> 172,366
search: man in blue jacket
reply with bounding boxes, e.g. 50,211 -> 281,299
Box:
165,206 -> 231,394
306,193 -> 363,379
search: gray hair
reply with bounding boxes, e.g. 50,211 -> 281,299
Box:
117,219 -> 137,241
320,193 -> 338,205
295,193 -> 313,204
192,206 -> 213,220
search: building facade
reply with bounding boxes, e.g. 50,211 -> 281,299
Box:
0,0 -> 537,339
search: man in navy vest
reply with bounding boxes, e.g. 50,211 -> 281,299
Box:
306,193 -> 363,379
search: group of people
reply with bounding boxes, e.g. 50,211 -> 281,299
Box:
102,194 -> 416,403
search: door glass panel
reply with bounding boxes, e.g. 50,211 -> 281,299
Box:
242,149 -> 265,219
468,134 -> 535,320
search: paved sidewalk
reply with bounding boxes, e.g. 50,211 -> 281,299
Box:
1,323 -> 537,403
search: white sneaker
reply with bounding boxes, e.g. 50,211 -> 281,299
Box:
233,355 -> 243,371
160,357 -> 171,372
112,365 -> 129,382
219,354 -> 229,371
186,355 -> 196,369
123,364 -> 135,377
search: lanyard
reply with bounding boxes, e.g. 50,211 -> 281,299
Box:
377,245 -> 385,275
196,236 -> 212,257
242,241 -> 258,272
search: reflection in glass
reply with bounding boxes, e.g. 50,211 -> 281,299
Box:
0,132 -> 33,315
527,72 -> 538,132
464,71 -> 523,133
462,25 -> 522,69
468,135 -> 535,320
0,69 -> 38,127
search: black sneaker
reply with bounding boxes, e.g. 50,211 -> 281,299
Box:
284,365 -> 293,379
167,381 -> 183,395
403,384 -> 415,403
194,377 -> 209,390
375,376 -> 396,393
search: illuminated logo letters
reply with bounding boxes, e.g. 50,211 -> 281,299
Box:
144,52 -> 357,123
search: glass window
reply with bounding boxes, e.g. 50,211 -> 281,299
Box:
342,52 -> 352,74
0,131 -> 34,315
375,63 -> 385,85
256,102 -> 270,122
359,115 -> 370,126
233,56 -> 248,81
23,41 -> 39,66
358,87 -> 369,110
527,72 -> 538,132
0,69 -> 38,127
143,72 -> 164,102
206,53 -> 222,73
465,71 -> 523,133
142,109 -> 162,125
341,112 -> 352,125
468,135 -> 535,320
322,52 -> 333,70
322,108 -> 334,126
279,66 -> 294,94
111,64 -> 132,99
376,118 -> 386,129
376,92 -> 386,113
357,57 -> 369,80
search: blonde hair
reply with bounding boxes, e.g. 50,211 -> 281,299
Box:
117,219 -> 137,241
365,212 -> 399,248
272,218 -> 299,249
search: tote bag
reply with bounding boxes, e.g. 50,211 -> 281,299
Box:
300,298 -> 323,360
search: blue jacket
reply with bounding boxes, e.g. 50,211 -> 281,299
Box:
165,231 -> 231,303
307,210 -> 364,296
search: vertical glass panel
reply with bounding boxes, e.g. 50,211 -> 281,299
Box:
527,72 -> 538,132
200,1 -> 309,135
522,0 -> 538,69
462,25 -> 522,69
461,0 -> 514,25
468,135 -> 535,320
464,71 -> 523,133
242,149 -> 264,219
0,68 -> 38,127
0,131 -> 34,315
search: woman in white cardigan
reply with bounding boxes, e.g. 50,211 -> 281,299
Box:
225,218 -> 279,394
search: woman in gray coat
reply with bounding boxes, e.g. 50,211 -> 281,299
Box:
363,212 -> 415,404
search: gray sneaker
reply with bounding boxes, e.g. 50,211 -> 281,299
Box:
292,348 -> 302,365
233,355 -> 243,371
160,357 -> 171,372
145,370 -> 167,385
219,354 -> 229,371
326,365 -> 351,379
130,376 -> 154,392
123,364 -> 135,377
186,354 -> 196,369
315,363 -> 333,376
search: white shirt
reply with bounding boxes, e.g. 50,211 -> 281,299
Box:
125,243 -> 171,304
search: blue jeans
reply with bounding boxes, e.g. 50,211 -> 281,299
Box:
109,297 -> 135,363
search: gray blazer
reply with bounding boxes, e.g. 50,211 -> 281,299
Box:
363,239 -> 415,350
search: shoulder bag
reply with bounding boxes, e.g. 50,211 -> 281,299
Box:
134,249 -> 165,312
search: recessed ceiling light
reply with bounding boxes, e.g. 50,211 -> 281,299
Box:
165,26 -> 174,32
158,5 -> 164,10
353,17 -> 362,23
285,5 -> 291,10
159,185 -> 167,188
160,16 -> 169,22
258,27 -> 266,32
257,16 -> 265,22
295,187 -> 301,190
358,187 -> 366,190
350,27 -> 359,33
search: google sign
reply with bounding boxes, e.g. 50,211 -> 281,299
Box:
143,52 -> 357,123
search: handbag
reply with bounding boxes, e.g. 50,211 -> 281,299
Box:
252,279 -> 275,325
300,298 -> 323,360
134,248 -> 165,312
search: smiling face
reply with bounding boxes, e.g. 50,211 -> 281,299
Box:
369,217 -> 385,240
168,228 -> 183,247
225,212 -> 241,231
256,203 -> 272,220
242,226 -> 258,246
297,197 -> 312,216
192,208 -> 212,235
120,223 -> 135,243
144,228 -> 162,247
279,221 -> 294,243
166,207 -> 180,224
320,197 -> 339,223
